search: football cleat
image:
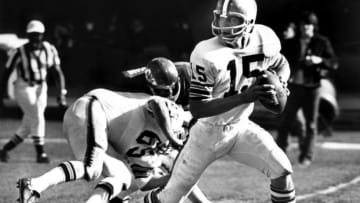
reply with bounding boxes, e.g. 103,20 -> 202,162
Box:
17,178 -> 40,203
298,158 -> 312,168
36,153 -> 50,164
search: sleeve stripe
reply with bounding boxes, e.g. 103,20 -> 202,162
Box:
189,95 -> 210,100
191,81 -> 214,87
189,87 -> 211,96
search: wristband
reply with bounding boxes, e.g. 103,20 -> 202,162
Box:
61,89 -> 68,95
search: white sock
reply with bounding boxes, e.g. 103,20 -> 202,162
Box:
31,161 -> 85,193
31,167 -> 66,193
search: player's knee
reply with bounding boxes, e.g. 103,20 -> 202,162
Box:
84,157 -> 104,181
269,147 -> 294,178
270,174 -> 296,203
84,158 -> 106,181
85,165 -> 103,181
84,147 -> 107,181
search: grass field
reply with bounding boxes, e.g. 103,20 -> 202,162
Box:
1,118 -> 360,203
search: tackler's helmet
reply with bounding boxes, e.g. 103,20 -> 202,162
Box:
212,0 -> 257,48
145,57 -> 180,101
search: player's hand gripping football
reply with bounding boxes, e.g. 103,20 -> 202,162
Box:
241,80 -> 276,104
254,69 -> 289,114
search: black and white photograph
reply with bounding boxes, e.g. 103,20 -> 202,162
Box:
0,0 -> 359,202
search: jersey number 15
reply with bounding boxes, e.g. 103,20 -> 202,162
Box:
192,53 -> 265,97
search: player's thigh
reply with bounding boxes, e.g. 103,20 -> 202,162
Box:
14,86 -> 36,114
229,120 -> 293,179
36,83 -> 48,113
171,122 -> 217,184
63,97 -> 108,159
63,107 -> 87,159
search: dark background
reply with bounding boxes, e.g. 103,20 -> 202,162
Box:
0,0 -> 359,94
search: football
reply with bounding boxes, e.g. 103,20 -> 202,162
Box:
255,69 -> 288,114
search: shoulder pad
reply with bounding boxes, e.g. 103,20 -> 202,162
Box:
191,37 -> 234,70
42,41 -> 57,52
191,37 -> 221,62
175,61 -> 191,82
250,24 -> 281,57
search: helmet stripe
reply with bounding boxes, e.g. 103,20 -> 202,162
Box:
221,0 -> 231,16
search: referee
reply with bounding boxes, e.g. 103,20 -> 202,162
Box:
0,20 -> 67,163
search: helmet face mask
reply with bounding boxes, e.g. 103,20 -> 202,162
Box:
147,80 -> 180,101
212,0 -> 257,48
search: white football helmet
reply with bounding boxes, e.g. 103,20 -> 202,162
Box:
212,0 -> 257,48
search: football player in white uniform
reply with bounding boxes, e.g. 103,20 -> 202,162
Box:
17,58 -> 209,203
144,0 -> 296,203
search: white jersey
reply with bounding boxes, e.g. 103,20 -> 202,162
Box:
190,24 -> 286,125
85,89 -> 187,168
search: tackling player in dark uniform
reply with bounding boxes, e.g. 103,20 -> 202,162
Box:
121,59 -> 191,110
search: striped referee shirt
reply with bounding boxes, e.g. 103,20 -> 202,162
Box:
6,41 -> 60,84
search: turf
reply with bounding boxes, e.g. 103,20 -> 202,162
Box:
1,118 -> 360,203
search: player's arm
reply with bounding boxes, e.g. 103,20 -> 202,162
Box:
49,45 -> 67,106
52,63 -> 67,107
174,61 -> 192,110
52,64 -> 66,92
141,174 -> 170,191
267,53 -> 291,92
189,64 -> 274,119
190,91 -> 264,119
0,68 -> 13,106
0,50 -> 18,106
320,37 -> 338,70
147,97 -> 184,147
174,61 -> 191,82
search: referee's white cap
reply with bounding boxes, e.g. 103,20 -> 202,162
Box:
26,20 -> 45,33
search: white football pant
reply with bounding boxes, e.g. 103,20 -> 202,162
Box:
158,119 -> 293,202
14,78 -> 47,140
